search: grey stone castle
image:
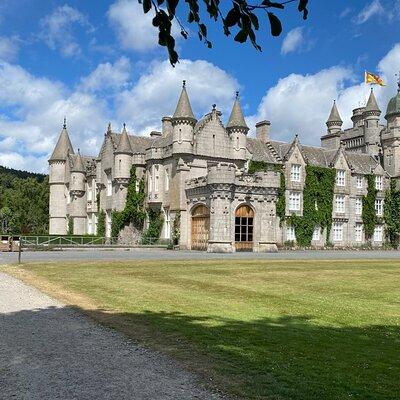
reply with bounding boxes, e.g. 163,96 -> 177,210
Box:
48,81 -> 400,251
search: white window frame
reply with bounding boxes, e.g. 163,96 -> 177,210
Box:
312,226 -> 320,241
336,170 -> 346,187
286,225 -> 296,241
332,222 -> 343,242
373,225 -> 383,242
335,195 -> 345,213
375,199 -> 383,216
165,168 -> 170,192
154,165 -> 159,192
355,223 -> 363,242
164,207 -> 171,239
288,191 -> 301,211
355,197 -> 362,215
87,215 -> 93,235
290,164 -> 301,182
105,211 -> 111,238
375,175 -> 383,191
356,175 -> 363,189
106,173 -> 112,196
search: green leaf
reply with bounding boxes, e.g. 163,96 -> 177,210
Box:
225,8 -> 240,27
142,0 -> 152,14
267,12 -> 282,36
262,0 -> 284,9
234,29 -> 247,43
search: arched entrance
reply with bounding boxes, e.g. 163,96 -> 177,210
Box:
191,204 -> 210,251
235,205 -> 254,252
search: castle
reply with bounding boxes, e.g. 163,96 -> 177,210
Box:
48,80 -> 400,251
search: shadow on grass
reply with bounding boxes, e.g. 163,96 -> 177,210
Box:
1,306 -> 399,400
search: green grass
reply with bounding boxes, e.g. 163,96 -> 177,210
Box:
5,259 -> 400,399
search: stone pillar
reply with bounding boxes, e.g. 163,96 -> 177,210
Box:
256,197 -> 278,252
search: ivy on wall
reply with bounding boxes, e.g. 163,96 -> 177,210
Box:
172,210 -> 181,245
142,208 -> 164,241
97,210 -> 106,237
384,178 -> 400,248
362,174 -> 377,241
286,166 -> 335,247
67,215 -> 74,235
248,160 -> 286,222
111,166 -> 146,238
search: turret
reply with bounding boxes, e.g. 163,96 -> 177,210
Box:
321,101 -> 342,149
172,80 -> 196,154
48,118 -> 74,235
363,88 -> 381,156
70,150 -> 86,193
70,149 -> 87,235
114,123 -> 133,183
226,92 -> 249,160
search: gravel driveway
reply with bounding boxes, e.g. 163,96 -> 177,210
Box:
0,272 -> 222,400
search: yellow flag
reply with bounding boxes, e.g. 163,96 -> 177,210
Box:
365,71 -> 385,86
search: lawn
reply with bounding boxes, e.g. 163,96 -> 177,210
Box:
4,259 -> 400,400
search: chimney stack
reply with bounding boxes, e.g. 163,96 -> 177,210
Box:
256,120 -> 271,143
161,116 -> 173,136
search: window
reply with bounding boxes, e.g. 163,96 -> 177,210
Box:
336,170 -> 345,186
66,186 -> 70,204
374,225 -> 383,242
335,195 -> 345,213
355,197 -> 362,215
375,175 -> 383,191
164,208 -> 171,239
333,222 -> 343,241
93,214 -> 98,235
148,170 -> 153,192
87,181 -> 92,201
286,225 -> 296,241
355,223 -> 363,242
290,164 -> 301,182
87,215 -> 93,235
165,168 -> 170,191
288,192 -> 301,211
106,173 -> 112,196
105,211 -> 111,238
312,226 -> 320,241
375,199 -> 383,216
154,165 -> 159,192
356,175 -> 363,189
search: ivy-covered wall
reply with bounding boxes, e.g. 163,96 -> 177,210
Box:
142,208 -> 164,241
362,174 -> 377,241
97,210 -> 106,237
384,178 -> 400,248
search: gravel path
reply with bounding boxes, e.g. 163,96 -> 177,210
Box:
0,272 -> 223,400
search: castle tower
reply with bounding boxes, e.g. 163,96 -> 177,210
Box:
114,123 -> 133,210
70,149 -> 87,235
172,81 -> 197,154
382,81 -> 400,177
321,100 -> 343,149
363,88 -> 381,157
48,118 -> 74,234
226,92 -> 249,160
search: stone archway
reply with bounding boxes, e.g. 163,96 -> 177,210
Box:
235,204 -> 254,252
191,204 -> 210,251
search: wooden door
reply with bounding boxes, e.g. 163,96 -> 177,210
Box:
191,205 -> 210,251
235,205 -> 254,252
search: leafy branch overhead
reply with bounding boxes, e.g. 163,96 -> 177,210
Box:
140,0 -> 309,65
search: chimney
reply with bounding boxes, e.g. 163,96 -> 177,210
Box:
150,131 -> 162,138
256,120 -> 271,142
161,116 -> 173,136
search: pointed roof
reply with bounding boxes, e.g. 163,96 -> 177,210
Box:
115,123 -> 133,154
49,118 -> 74,161
173,80 -> 196,120
72,150 -> 85,173
365,88 -> 380,112
326,100 -> 342,124
226,92 -> 249,130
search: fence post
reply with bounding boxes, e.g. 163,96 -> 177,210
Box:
18,238 -> 22,264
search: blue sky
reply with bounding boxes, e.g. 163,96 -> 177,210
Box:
0,0 -> 400,172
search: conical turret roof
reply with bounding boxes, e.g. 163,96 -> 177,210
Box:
72,150 -> 85,173
365,88 -> 380,112
115,123 -> 133,154
173,81 -> 196,120
49,118 -> 74,161
327,100 -> 342,124
226,93 -> 249,130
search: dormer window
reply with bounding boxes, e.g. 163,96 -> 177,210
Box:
336,170 -> 345,187
356,175 -> 363,189
375,175 -> 383,191
290,164 -> 301,182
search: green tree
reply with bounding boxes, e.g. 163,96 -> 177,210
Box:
139,0 -> 309,65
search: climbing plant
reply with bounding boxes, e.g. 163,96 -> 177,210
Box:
111,166 -> 146,238
384,178 -> 400,248
142,208 -> 164,242
286,166 -> 335,247
248,160 -> 286,222
67,215 -> 74,235
97,210 -> 106,237
362,174 -> 377,241
172,210 -> 181,245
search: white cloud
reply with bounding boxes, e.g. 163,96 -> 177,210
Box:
354,0 -> 384,24
108,0 -> 160,52
0,36 -> 19,62
249,43 -> 400,145
116,59 -> 240,134
0,152 -> 49,173
79,57 -> 131,93
39,5 -> 93,58
281,27 -> 304,55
